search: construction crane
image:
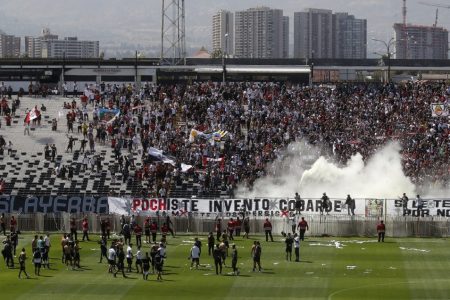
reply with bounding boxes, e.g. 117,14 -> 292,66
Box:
418,2 -> 450,27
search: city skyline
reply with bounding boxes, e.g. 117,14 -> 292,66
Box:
0,0 -> 449,57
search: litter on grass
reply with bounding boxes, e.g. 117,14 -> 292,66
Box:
399,247 -> 430,253
346,266 -> 357,270
345,240 -> 378,244
334,241 -> 343,249
309,240 -> 345,249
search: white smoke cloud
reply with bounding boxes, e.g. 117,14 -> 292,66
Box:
236,141 -> 417,199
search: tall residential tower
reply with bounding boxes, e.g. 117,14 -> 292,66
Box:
294,9 -> 367,59
212,10 -> 234,57
294,9 -> 333,59
234,7 -> 288,58
0,31 -> 21,58
333,13 -> 367,59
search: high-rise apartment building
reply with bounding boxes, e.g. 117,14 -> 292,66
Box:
294,9 -> 333,59
394,24 -> 448,60
0,32 -> 21,58
333,13 -> 367,59
294,9 -> 367,59
25,36 -> 42,58
282,16 -> 290,58
25,28 -> 58,58
41,37 -> 99,59
212,10 -> 234,56
26,28 -> 99,59
234,7 -> 288,58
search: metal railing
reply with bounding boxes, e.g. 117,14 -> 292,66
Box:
3,213 -> 449,238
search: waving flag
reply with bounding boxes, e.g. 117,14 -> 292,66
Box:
212,130 -> 228,141
190,128 -> 228,143
98,108 -> 120,123
189,129 -> 206,143
24,107 -> 41,124
148,147 -> 175,166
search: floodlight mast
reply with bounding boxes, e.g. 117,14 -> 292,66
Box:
160,0 -> 186,65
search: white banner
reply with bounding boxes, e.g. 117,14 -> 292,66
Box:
107,197 -> 450,218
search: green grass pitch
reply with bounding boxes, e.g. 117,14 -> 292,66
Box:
0,233 -> 449,299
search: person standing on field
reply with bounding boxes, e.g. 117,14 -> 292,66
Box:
82,217 -> 90,241
285,233 -> 293,261
165,215 -> 175,237
70,218 -> 77,241
294,233 -> 300,262
290,215 -> 296,234
142,252 -> 150,280
297,217 -> 309,241
377,220 -> 386,242
114,247 -> 127,278
18,248 -> 30,279
231,244 -> 239,275
213,244 -> 223,275
251,241 -> 262,272
207,232 -> 215,256
126,243 -> 134,272
243,216 -> 250,239
263,218 -> 274,242
0,213 -> 6,235
10,215 -> 17,233
234,217 -> 242,237
190,242 -> 200,270
150,221 -> 158,244
215,218 -> 222,241
227,218 -> 235,241
144,217 -> 151,244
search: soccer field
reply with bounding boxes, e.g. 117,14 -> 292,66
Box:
0,234 -> 449,300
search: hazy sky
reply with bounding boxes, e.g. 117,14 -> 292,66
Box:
0,0 -> 449,56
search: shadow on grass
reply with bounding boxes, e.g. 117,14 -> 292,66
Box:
37,274 -> 53,278
164,265 -> 180,269
153,278 -> 175,282
223,274 -> 251,277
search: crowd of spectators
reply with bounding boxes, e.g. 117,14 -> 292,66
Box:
3,80 -> 450,198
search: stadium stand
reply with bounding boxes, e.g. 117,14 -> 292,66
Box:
0,81 -> 448,199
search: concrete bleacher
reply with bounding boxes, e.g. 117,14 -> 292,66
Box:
0,95 -> 145,197
169,177 -> 229,199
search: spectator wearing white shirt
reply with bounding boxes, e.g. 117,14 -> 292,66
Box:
190,243 -> 200,270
